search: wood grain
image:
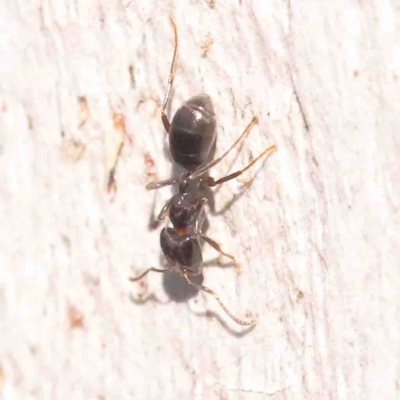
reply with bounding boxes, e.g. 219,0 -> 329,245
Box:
0,0 -> 399,398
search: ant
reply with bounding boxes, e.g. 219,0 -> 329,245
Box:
130,18 -> 276,326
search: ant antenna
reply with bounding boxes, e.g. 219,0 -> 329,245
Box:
182,271 -> 257,326
161,17 -> 178,133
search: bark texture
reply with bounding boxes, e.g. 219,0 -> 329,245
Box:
0,0 -> 399,399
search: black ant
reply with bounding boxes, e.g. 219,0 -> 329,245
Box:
130,18 -> 276,326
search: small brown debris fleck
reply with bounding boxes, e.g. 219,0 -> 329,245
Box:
106,112 -> 127,199
149,218 -> 160,230
129,65 -> 136,88
204,0 -> 215,9
201,34 -> 214,57
60,138 -> 86,162
78,96 -> 90,127
144,151 -> 161,228
296,289 -> 304,301
144,152 -> 158,181
113,112 -> 126,134
27,115 -> 33,130
68,306 -> 85,329
107,139 -> 124,198
144,152 -> 155,170
137,280 -> 150,299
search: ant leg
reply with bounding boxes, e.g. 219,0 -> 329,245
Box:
193,200 -> 240,273
182,271 -> 257,326
146,177 -> 179,191
189,116 -> 259,180
129,267 -> 170,282
200,234 -> 241,274
161,17 -> 178,133
200,234 -> 236,263
193,198 -> 208,233
157,197 -> 173,220
206,144 -> 276,187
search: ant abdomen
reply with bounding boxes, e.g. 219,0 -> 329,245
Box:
169,94 -> 216,169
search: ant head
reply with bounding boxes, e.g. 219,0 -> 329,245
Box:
160,228 -> 203,276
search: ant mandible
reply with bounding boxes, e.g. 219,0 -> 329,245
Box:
130,18 -> 276,326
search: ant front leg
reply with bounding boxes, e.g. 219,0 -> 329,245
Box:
146,177 -> 179,191
161,17 -> 178,133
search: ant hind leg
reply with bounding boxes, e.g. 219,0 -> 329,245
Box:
182,271 -> 257,326
129,267 -> 170,282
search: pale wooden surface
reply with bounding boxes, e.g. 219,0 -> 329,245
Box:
0,1 -> 399,399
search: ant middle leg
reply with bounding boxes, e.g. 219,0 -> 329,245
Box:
161,17 -> 178,133
200,234 -> 241,274
206,144 -> 277,187
200,235 -> 236,263
193,198 -> 208,233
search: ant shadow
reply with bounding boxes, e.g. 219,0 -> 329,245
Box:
130,269 -> 255,335
129,253 -> 253,334
128,271 -> 201,305
163,269 -> 203,302
161,255 -> 236,303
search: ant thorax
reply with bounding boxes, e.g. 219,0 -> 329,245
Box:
169,193 -> 199,230
169,177 -> 205,232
